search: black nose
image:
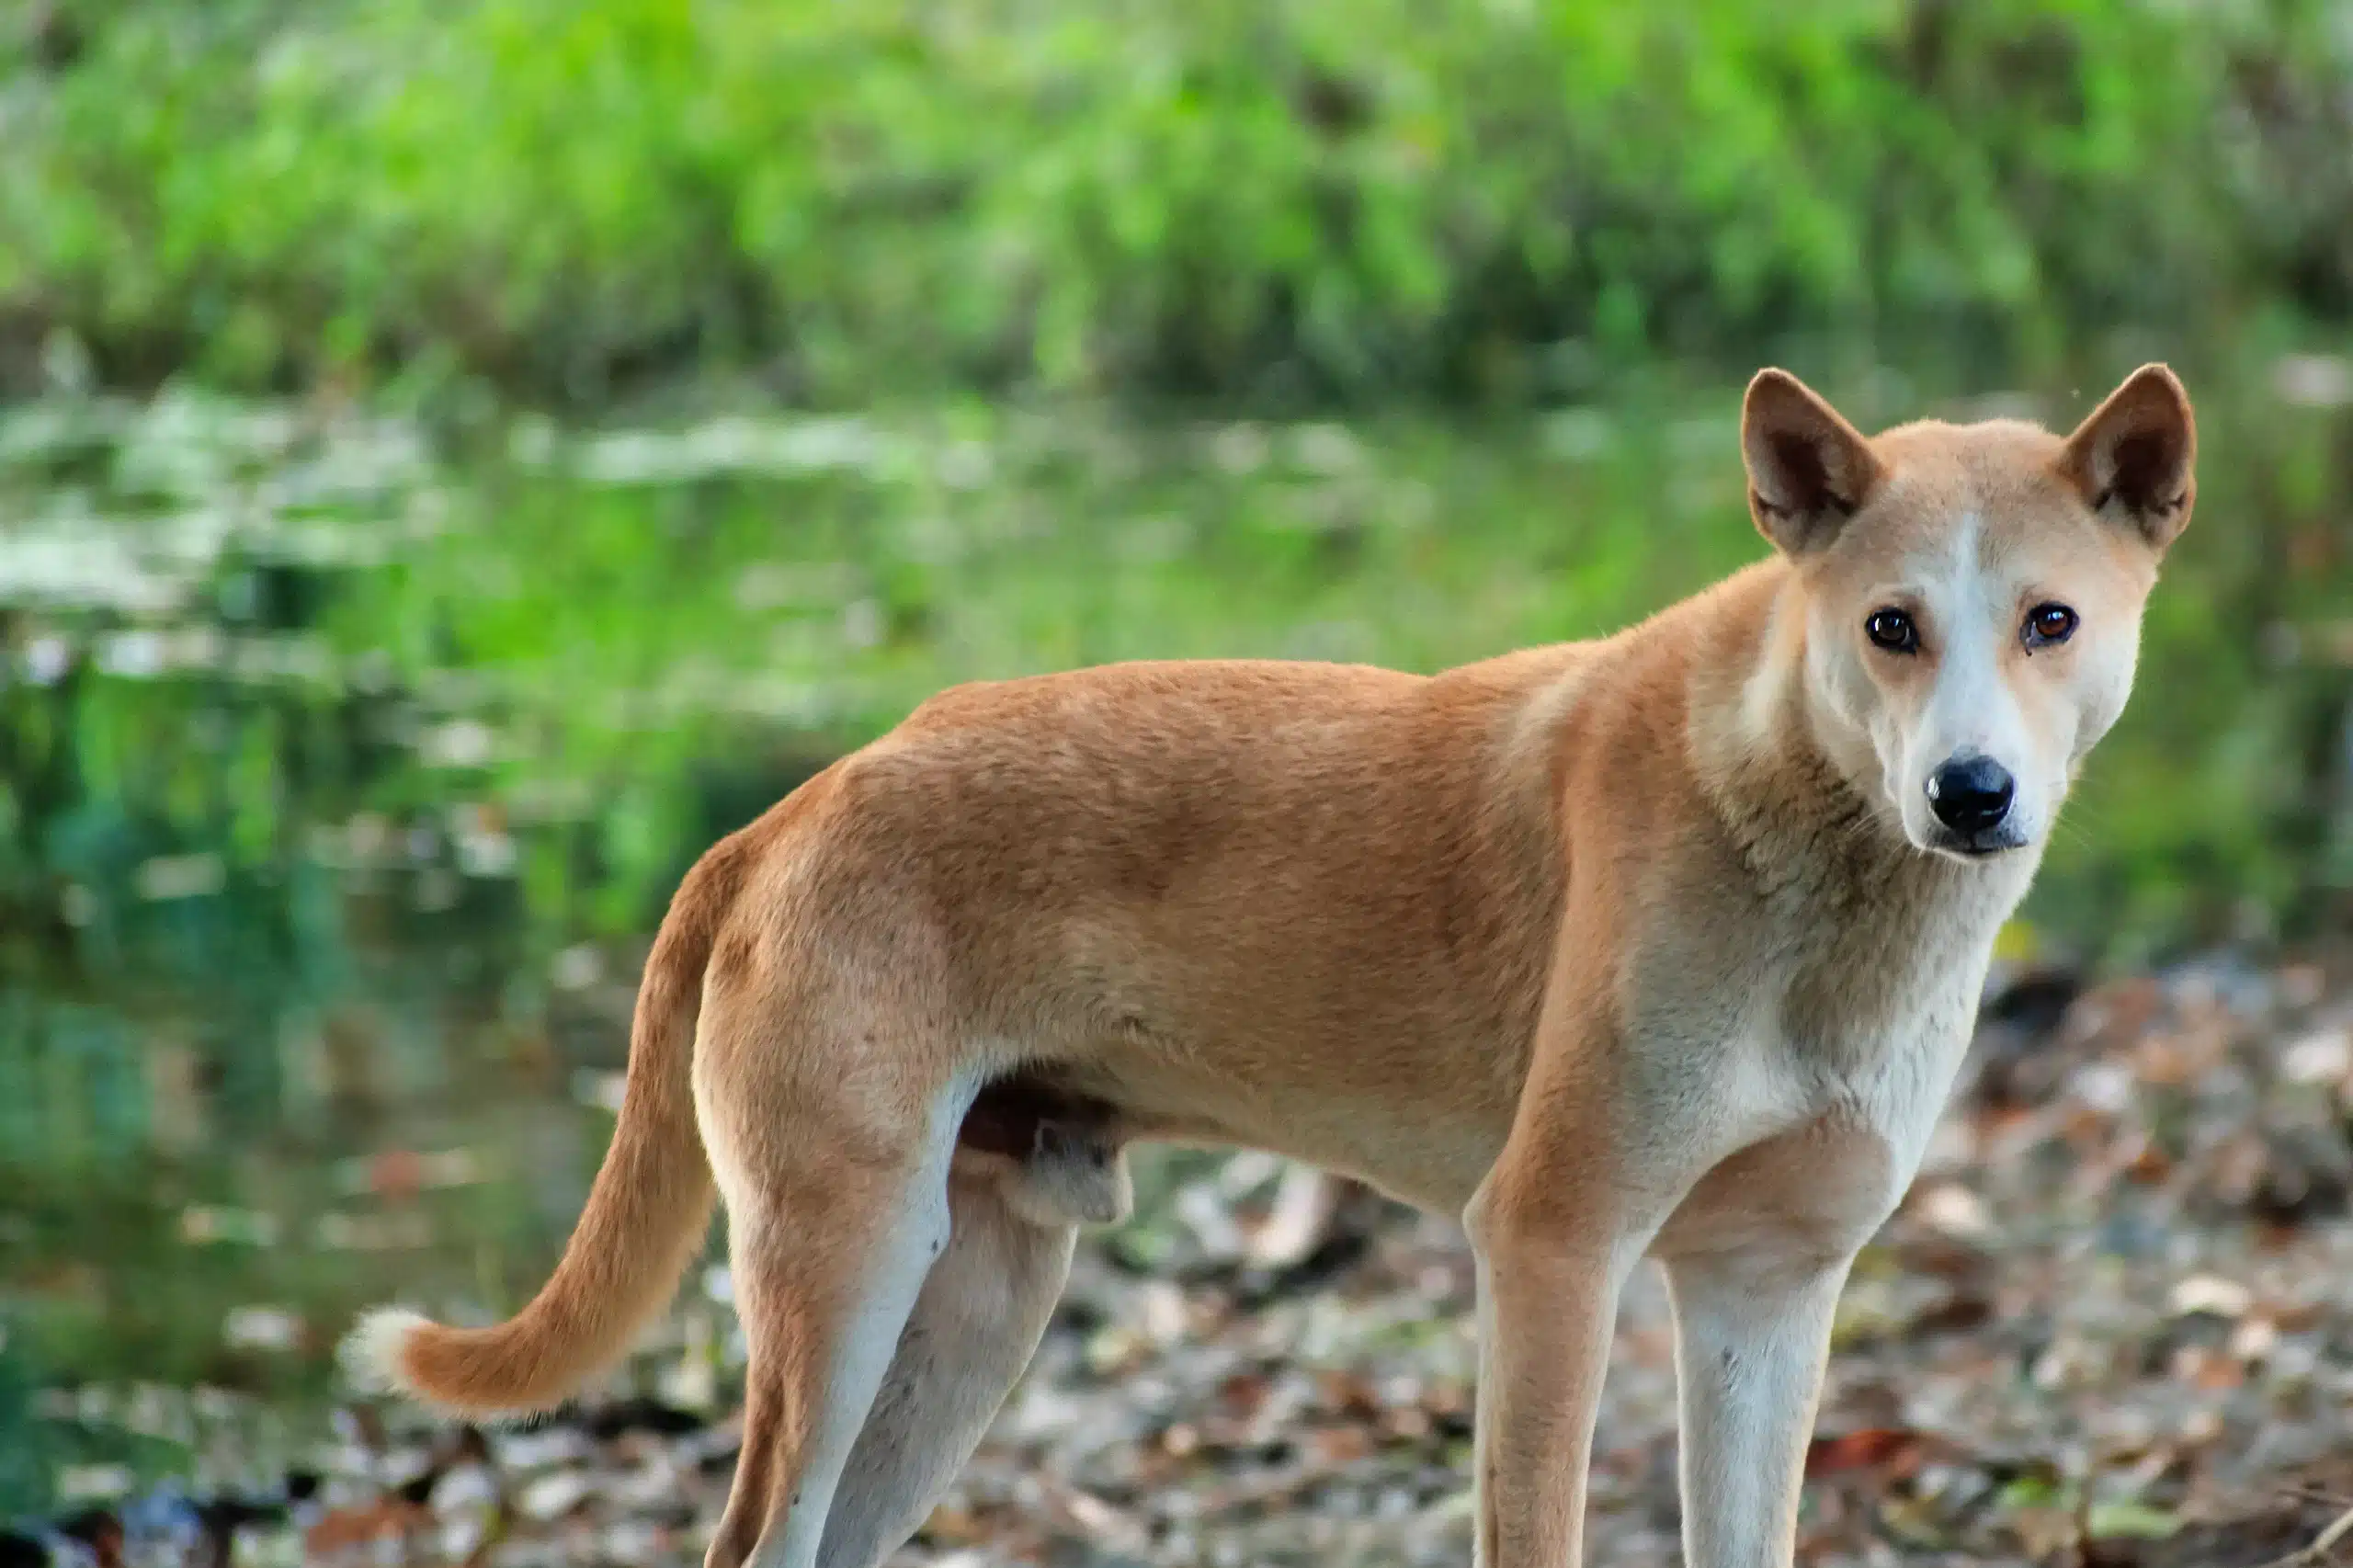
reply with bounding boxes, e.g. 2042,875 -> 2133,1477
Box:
1926,756 -> 2015,834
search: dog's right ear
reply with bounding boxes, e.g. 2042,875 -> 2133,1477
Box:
1742,369 -> 1885,556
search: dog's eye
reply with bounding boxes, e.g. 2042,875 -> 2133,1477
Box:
1865,608 -> 1919,653
2023,602 -> 2078,648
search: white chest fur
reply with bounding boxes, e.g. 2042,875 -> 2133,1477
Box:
1620,846 -> 2031,1258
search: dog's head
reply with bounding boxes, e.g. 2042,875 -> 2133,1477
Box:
1741,365 -> 2195,861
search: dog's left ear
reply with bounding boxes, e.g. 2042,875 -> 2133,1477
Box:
2057,364 -> 2196,551
1742,369 -> 1886,556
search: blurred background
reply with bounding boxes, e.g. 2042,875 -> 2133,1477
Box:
4,2 -> 2353,1563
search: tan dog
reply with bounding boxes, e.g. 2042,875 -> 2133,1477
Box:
347,365 -> 2196,1568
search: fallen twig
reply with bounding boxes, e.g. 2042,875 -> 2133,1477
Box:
2250,1502 -> 2353,1568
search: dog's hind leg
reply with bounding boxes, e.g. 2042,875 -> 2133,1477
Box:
695,1027 -> 975,1568
812,1164 -> 1078,1568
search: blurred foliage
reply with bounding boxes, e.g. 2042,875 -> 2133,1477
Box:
2,367 -> 2347,993
5,0 -> 2353,403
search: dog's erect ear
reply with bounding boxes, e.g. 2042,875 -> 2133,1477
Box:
2057,364 -> 2196,551
1741,369 -> 1886,556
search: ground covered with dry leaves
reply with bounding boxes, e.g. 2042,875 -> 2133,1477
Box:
17,951 -> 2353,1568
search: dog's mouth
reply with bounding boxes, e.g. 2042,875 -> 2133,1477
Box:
1922,824 -> 2031,861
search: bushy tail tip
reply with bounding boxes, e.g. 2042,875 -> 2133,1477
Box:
338,1305 -> 432,1399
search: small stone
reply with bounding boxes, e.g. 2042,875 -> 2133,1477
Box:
2168,1273 -> 2254,1320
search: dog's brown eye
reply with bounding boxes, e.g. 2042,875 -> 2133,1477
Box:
1865,608 -> 1918,653
2024,603 -> 2078,647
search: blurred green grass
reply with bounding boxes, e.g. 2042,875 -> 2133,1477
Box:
5,0 -> 2350,403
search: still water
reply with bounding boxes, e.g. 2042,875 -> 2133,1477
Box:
2,358 -> 2347,1507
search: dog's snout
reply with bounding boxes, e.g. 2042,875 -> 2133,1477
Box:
1925,756 -> 2015,835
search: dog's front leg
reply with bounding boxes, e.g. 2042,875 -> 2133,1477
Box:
1660,1242 -> 1855,1568
1464,1143 -> 1663,1568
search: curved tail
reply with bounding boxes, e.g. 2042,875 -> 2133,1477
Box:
343,832 -> 752,1418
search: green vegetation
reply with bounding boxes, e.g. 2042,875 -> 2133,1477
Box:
4,376 -> 2347,996
6,0 -> 2351,403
